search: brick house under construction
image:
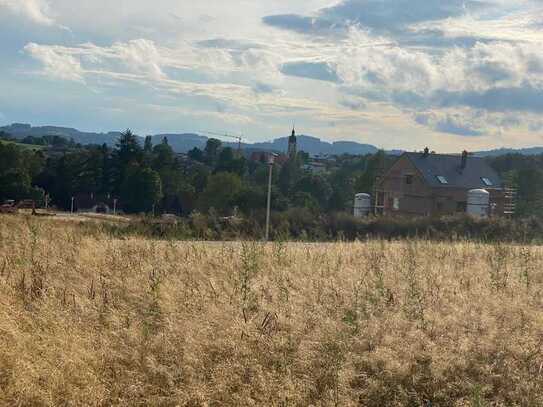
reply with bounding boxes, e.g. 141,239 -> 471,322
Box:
375,149 -> 509,217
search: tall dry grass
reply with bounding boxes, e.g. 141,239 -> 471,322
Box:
1,215 -> 543,406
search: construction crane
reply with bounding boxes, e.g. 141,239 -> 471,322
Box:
199,130 -> 244,155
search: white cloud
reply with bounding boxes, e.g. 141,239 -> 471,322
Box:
111,39 -> 165,80
0,0 -> 56,26
7,0 -> 543,150
24,43 -> 84,82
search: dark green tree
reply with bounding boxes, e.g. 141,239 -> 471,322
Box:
112,129 -> 142,193
204,138 -> 222,165
143,136 -> 153,153
188,147 -> 205,162
294,175 -> 332,210
197,172 -> 242,215
120,165 -> 163,213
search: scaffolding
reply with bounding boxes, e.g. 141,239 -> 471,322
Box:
503,186 -> 517,216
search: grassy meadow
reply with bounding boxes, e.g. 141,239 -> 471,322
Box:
1,215 -> 543,406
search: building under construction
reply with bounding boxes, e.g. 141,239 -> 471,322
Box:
373,149 -> 514,217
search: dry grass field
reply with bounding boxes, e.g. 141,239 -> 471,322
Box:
1,215 -> 543,406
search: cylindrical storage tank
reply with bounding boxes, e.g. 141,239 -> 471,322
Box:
467,189 -> 490,219
354,193 -> 372,218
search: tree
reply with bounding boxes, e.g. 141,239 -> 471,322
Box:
197,172 -> 242,215
189,164 -> 210,193
188,147 -> 204,163
215,147 -> 246,176
0,131 -> 12,141
0,143 -> 44,202
120,166 -> 163,213
513,169 -> 543,217
143,136 -> 153,153
328,167 -> 357,211
353,151 -> 387,196
159,168 -> 196,215
76,148 -> 106,195
294,175 -> 332,210
204,138 -> 222,165
278,159 -> 302,195
112,129 -> 142,193
152,140 -> 175,172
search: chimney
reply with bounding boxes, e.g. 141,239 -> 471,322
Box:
461,150 -> 468,169
422,147 -> 430,157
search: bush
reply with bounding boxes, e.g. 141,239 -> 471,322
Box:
95,210 -> 543,243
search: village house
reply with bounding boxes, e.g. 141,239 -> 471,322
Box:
375,149 -> 507,217
249,151 -> 289,165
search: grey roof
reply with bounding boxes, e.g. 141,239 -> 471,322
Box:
403,152 -> 503,189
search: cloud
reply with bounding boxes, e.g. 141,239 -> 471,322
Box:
23,42 -> 84,82
264,0 -> 490,40
333,37 -> 543,116
252,82 -> 276,94
263,14 -> 341,35
322,0 -> 488,32
415,111 -> 484,136
435,86 -> 543,113
339,96 -> 366,110
111,39 -> 165,80
8,0 -> 543,150
0,0 -> 62,27
196,38 -> 262,51
280,61 -> 339,82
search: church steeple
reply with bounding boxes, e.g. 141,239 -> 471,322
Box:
288,127 -> 297,158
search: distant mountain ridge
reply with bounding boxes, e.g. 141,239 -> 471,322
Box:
473,147 -> 543,157
2,123 -> 543,157
1,123 -> 122,147
0,123 -> 379,156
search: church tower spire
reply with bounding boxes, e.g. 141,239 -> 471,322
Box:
288,127 -> 297,158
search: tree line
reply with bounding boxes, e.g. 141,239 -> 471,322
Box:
1,129 -> 543,219
0,129 -> 390,215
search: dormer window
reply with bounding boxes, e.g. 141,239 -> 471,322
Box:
481,177 -> 493,186
436,175 -> 448,184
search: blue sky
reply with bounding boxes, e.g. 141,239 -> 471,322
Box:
1,0 -> 543,151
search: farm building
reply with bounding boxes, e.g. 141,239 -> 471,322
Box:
375,149 -> 509,217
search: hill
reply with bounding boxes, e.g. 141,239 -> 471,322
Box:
4,123 -> 543,157
249,135 -> 378,156
0,123 -> 379,156
473,147 -> 543,157
0,123 -> 122,146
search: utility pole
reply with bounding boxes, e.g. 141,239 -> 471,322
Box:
113,199 -> 117,216
70,196 -> 75,214
265,154 -> 276,242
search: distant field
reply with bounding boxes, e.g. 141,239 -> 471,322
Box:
1,215 -> 543,405
0,139 -> 44,150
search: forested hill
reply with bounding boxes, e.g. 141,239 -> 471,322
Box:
1,123 -> 122,147
0,123 -> 378,155
3,123 -> 543,157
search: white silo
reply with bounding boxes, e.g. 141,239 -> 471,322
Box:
354,193 -> 372,218
467,189 -> 490,219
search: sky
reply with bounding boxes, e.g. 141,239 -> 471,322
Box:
1,0 -> 543,151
